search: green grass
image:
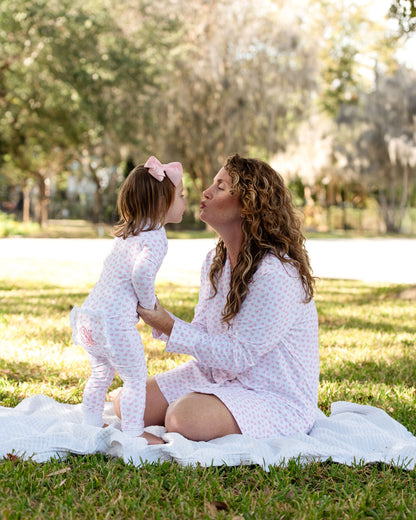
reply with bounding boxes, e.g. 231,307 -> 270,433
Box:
4,214 -> 414,241
0,217 -> 217,240
1,257 -> 416,518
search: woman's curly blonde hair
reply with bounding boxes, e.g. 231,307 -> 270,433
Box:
209,153 -> 315,325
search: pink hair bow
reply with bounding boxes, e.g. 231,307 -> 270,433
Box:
144,156 -> 183,186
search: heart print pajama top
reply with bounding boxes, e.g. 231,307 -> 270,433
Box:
70,227 -> 167,436
155,248 -> 320,439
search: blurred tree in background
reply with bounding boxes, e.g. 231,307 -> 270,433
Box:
0,0 -> 173,225
149,0 -> 318,190
0,0 -> 415,233
389,0 -> 416,33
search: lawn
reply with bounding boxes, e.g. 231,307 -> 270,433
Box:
0,252 -> 416,519
0,215 -> 217,240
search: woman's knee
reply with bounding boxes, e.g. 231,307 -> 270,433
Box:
164,393 -> 241,441
164,400 -> 191,436
165,402 -> 193,439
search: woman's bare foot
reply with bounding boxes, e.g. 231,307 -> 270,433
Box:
140,432 -> 165,445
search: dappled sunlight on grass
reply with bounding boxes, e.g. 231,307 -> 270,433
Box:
314,278 -> 416,433
0,272 -> 200,409
1,263 -> 416,517
1,266 -> 415,437
319,380 -> 416,433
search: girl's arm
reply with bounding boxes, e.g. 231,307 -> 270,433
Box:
131,232 -> 167,309
138,248 -> 214,340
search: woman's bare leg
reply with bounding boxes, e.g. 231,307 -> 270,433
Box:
143,376 -> 169,426
112,383 -> 241,441
111,376 -> 168,445
165,392 -> 241,441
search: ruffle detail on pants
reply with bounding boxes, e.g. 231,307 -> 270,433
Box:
69,306 -> 110,356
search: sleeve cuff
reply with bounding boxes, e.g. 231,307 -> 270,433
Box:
165,319 -> 200,357
151,327 -> 169,342
151,309 -> 177,342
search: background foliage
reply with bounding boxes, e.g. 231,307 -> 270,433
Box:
1,0 -> 416,233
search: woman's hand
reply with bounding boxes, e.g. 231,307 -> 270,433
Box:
137,296 -> 174,336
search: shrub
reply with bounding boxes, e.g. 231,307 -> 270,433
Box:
0,212 -> 40,237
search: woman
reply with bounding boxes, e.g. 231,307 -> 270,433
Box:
114,153 -> 319,443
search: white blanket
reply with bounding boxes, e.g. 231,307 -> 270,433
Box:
1,395 -> 416,469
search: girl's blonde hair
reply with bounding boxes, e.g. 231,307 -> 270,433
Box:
114,164 -> 176,238
209,153 -> 315,325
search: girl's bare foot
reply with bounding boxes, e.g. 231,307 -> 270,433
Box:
140,432 -> 165,445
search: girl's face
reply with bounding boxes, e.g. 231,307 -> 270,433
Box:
164,180 -> 186,224
200,168 -> 242,232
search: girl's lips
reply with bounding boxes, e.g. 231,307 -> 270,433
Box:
200,201 -> 206,209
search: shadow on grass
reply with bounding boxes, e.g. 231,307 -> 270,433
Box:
0,284 -> 90,317
0,358 -> 83,387
1,280 -> 60,292
318,314 -> 415,335
319,383 -> 416,435
321,354 -> 416,387
0,388 -> 27,408
316,280 -> 412,303
1,280 -> 199,320
316,281 -> 415,334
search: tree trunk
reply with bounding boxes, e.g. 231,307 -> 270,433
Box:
21,182 -> 30,223
93,187 -> 103,224
397,164 -> 409,233
33,172 -> 49,228
89,166 -> 103,224
342,181 -> 348,231
379,191 -> 401,234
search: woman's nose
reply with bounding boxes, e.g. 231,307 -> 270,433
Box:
203,185 -> 212,198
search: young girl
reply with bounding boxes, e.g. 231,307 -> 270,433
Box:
70,156 -> 185,441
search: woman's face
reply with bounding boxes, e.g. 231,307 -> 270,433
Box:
200,167 -> 242,232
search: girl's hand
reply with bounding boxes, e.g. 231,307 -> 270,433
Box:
137,296 -> 174,336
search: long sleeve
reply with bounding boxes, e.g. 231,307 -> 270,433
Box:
131,230 -> 167,310
151,250 -> 212,342
165,256 -> 307,375
154,250 -> 319,439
